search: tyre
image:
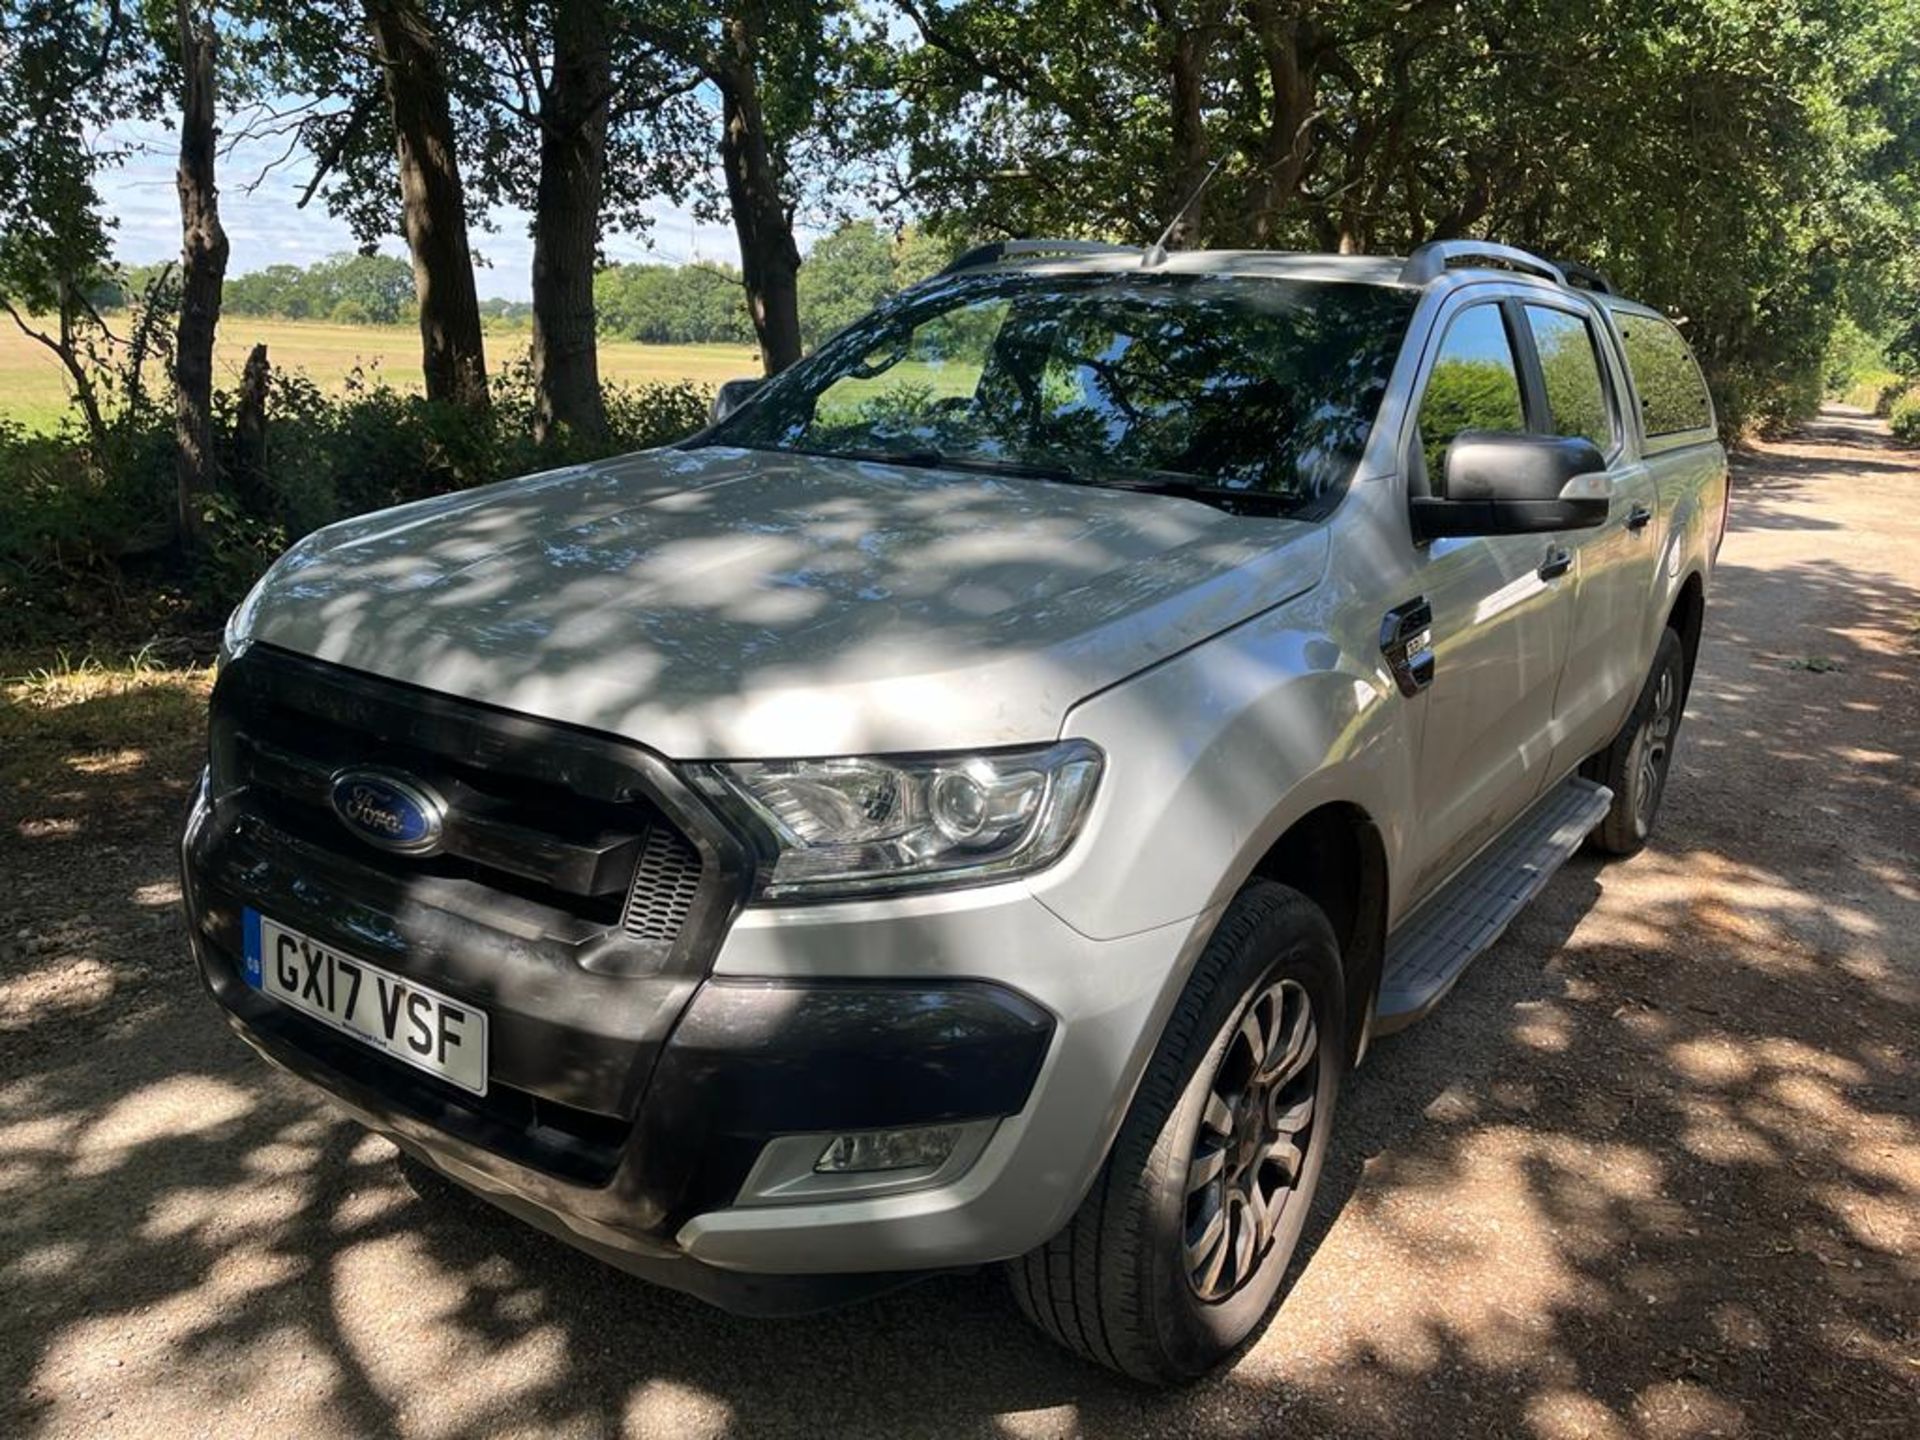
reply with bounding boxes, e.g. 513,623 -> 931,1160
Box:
1586,626 -> 1688,856
1009,881 -> 1345,1383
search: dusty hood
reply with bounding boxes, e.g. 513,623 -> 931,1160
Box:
235,445 -> 1328,758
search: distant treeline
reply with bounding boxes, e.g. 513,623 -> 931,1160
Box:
101,252 -> 421,327
96,220 -> 953,349
594,222 -> 951,348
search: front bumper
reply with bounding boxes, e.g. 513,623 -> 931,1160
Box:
184,776 -> 1212,1305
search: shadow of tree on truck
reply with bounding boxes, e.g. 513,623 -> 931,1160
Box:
2,415 -> 1916,1437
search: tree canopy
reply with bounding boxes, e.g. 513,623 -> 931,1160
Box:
594,261 -> 758,345
590,220 -> 957,346
2,0 -> 1918,634
896,0 -> 1920,431
4,0 -> 1919,442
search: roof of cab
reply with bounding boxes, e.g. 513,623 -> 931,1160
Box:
935,238 -> 1631,302
940,244 -> 1411,288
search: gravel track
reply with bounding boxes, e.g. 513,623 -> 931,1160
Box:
2,407 -> 1914,1438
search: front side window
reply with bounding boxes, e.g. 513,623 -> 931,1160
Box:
1618,313 -> 1713,436
1525,304 -> 1614,451
710,274 -> 1419,515
1416,304 -> 1526,482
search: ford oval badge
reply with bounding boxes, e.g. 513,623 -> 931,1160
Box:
329,769 -> 447,855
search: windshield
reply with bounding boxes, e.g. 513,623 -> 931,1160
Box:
706,272 -> 1417,516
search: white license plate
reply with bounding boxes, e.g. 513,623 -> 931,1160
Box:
242,910 -> 489,1096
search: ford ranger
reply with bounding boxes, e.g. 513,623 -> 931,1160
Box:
183,239 -> 1728,1381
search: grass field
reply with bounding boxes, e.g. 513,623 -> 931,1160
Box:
0,317 -> 761,433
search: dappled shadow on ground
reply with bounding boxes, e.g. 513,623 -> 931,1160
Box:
2,413 -> 1916,1437
1771,406 -> 1905,453
0,668 -> 209,1068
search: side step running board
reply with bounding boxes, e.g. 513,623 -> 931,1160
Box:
1374,777 -> 1612,1033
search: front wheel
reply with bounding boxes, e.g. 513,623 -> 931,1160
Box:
1008,881 -> 1345,1383
1587,626 -> 1688,856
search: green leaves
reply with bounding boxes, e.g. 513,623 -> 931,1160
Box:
222,254 -> 417,325
796,220 -> 947,347
594,261 -> 756,343
0,1 -> 155,315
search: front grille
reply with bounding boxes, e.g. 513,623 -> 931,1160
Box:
623,825 -> 704,941
197,646 -> 756,1186
210,647 -> 738,971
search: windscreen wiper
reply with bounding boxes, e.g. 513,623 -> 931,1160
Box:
1050,471 -> 1301,517
780,445 -> 1298,517
826,448 -> 1085,484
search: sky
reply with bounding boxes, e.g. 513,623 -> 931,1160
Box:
96,116 -> 760,303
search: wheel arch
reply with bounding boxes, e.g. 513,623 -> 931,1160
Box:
1247,801 -> 1389,1065
1668,570 -> 1706,699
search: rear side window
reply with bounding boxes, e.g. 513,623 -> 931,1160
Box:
1416,304 -> 1526,479
1525,305 -> 1614,451
1618,313 -> 1713,436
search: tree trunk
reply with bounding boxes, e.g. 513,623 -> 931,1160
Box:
715,11 -> 801,375
530,0 -> 611,445
1154,2 -> 1214,249
234,342 -> 271,512
174,0 -> 229,549
1244,0 -> 1318,245
363,0 -> 488,412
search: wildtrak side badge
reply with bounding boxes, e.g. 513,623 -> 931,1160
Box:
329,768 -> 447,855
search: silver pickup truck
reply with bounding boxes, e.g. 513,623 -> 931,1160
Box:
184,239 -> 1728,1382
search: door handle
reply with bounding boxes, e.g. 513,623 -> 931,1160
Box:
1625,503 -> 1654,532
1380,597 -> 1435,696
1537,545 -> 1573,581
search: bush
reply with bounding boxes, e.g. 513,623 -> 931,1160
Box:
1888,386 -> 1920,444
1706,356 -> 1828,443
0,415 -> 183,646
0,367 -> 714,646
239,360 -> 713,577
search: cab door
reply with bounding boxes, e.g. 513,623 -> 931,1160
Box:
1516,301 -> 1662,777
1400,295 -> 1581,898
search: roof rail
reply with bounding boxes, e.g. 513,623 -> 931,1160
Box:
1400,240 -> 1566,288
1556,259 -> 1617,296
940,239 -> 1140,276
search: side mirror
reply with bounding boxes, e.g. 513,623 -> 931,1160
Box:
1411,432 -> 1610,540
710,376 -> 765,425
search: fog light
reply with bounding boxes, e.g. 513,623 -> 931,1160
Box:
814,1124 -> 964,1174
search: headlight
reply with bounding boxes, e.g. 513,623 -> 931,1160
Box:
698,740 -> 1103,901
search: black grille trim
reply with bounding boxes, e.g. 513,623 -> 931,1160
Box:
236,725 -> 651,900
624,825 -> 704,942
210,645 -> 752,982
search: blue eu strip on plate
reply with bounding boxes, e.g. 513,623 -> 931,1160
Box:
242,907 -> 263,987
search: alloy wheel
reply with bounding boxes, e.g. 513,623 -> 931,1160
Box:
1633,664 -> 1678,832
1182,977 -> 1319,1303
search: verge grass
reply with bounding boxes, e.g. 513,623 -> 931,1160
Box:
0,648 -> 213,795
